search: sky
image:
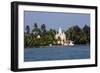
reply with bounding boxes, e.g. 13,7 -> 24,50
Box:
24,11 -> 90,31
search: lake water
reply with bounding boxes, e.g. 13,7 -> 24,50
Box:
24,45 -> 90,62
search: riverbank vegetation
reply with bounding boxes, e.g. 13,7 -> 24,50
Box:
24,23 -> 90,48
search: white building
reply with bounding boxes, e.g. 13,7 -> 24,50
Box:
55,27 -> 68,45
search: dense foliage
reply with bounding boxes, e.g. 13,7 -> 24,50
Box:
24,23 -> 90,48
65,25 -> 90,44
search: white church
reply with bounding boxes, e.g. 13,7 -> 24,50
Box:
55,27 -> 74,46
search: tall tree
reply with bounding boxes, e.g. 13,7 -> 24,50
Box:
34,23 -> 38,28
66,25 -> 81,40
32,23 -> 41,36
83,25 -> 90,34
25,25 -> 30,34
41,24 -> 46,34
82,25 -> 90,43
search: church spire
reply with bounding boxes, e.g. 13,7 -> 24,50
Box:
59,27 -> 62,33
59,27 -> 62,34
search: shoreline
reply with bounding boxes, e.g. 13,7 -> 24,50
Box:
24,44 -> 90,49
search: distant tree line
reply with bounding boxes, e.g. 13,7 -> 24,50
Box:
24,23 -> 90,48
65,25 -> 90,44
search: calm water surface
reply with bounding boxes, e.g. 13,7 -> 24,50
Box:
24,45 -> 90,62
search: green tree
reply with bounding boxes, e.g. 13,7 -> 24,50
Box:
66,25 -> 82,43
46,29 -> 56,44
32,23 -> 41,36
34,23 -> 38,28
66,25 -> 90,44
83,25 -> 90,34
82,25 -> 90,43
25,25 -> 30,34
41,24 -> 46,35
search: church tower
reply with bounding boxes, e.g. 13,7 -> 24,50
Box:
59,27 -> 62,34
55,27 -> 67,45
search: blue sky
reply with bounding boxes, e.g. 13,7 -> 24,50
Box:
24,11 -> 90,31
